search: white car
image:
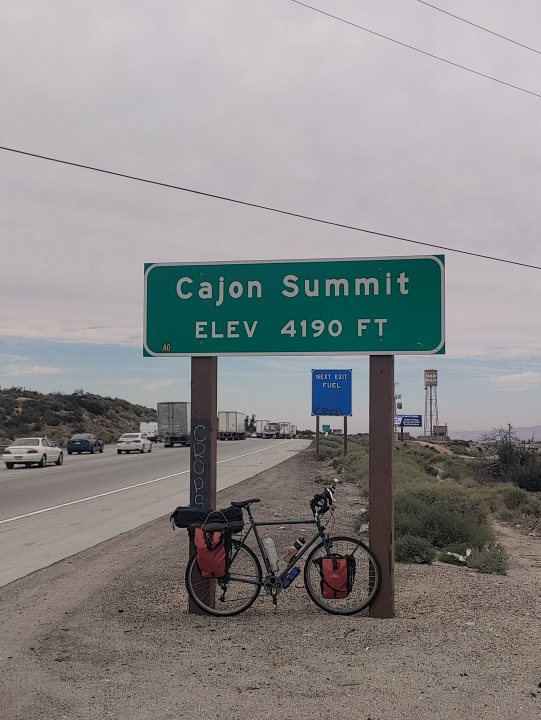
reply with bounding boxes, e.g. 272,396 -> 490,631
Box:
117,432 -> 152,454
2,437 -> 64,469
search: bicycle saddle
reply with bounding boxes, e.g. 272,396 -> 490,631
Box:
231,498 -> 261,508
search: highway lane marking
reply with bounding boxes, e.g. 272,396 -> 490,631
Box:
0,441 -> 292,525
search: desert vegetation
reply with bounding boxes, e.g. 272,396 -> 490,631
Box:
0,386 -> 156,445
318,430 -> 541,574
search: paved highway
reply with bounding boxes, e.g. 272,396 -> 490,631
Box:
0,438 -> 311,586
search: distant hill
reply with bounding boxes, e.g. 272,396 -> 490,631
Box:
449,426 -> 541,442
0,387 -> 157,445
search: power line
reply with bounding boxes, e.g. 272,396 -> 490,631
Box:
1,144 -> 540,271
417,1 -> 541,57
287,0 -> 541,100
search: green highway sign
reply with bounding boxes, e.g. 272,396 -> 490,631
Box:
144,256 -> 445,356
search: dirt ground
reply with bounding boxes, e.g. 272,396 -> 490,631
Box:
1,448 -> 540,720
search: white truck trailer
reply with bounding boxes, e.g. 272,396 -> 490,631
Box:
218,411 -> 246,440
255,419 -> 269,438
290,424 -> 297,439
139,421 -> 159,442
279,421 -> 293,439
157,402 -> 191,447
262,422 -> 280,439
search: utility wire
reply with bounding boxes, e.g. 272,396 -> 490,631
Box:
417,1 -> 541,57
287,0 -> 541,100
1,144 -> 540,271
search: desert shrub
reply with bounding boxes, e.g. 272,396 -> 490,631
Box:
502,486 -> 529,510
395,534 -> 436,564
395,482 -> 492,550
441,456 -> 472,481
333,448 -> 369,486
466,545 -> 508,575
422,461 -> 440,477
319,440 -> 343,461
395,453 -> 435,485
512,457 -> 541,492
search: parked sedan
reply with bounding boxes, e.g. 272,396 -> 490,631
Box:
117,433 -> 152,454
2,437 -> 63,469
67,433 -> 104,455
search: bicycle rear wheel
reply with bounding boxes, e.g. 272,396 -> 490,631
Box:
304,535 -> 380,615
185,539 -> 262,617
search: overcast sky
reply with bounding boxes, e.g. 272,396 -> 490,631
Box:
1,0 -> 540,434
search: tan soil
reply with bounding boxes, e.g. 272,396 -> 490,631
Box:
0,448 -> 540,720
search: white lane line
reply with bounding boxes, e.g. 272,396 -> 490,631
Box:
0,441 -> 291,525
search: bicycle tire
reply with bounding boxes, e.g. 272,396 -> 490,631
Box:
185,539 -> 263,617
304,535 -> 380,615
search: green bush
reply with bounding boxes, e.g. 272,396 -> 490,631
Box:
502,486 -> 529,510
441,456 -> 472,481
395,482 -> 492,550
466,545 -> 508,575
513,457 -> 541,492
395,534 -> 436,564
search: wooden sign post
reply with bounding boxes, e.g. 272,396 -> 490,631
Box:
368,355 -> 395,618
188,356 -> 218,614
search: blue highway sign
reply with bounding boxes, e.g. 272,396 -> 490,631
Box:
394,414 -> 423,427
312,369 -> 352,417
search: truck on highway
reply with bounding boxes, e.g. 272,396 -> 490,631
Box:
157,402 -> 191,447
279,421 -> 292,439
139,421 -> 159,442
290,424 -> 297,439
218,411 -> 246,441
255,419 -> 269,438
262,422 -> 280,439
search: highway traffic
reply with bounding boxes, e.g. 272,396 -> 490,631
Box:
0,438 -> 311,587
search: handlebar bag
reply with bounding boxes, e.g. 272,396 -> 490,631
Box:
315,554 -> 356,599
192,528 -> 232,578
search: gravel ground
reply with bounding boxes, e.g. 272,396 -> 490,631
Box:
1,448 -> 540,720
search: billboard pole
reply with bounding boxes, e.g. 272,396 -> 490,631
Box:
315,416 -> 320,461
343,416 -> 348,456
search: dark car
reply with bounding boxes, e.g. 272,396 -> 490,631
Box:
67,433 -> 104,455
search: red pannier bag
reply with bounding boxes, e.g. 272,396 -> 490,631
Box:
317,554 -> 356,599
193,528 -> 230,578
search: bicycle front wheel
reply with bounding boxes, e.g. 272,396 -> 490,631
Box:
185,539 -> 262,617
304,536 -> 380,615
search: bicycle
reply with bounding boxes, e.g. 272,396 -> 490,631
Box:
184,481 -> 380,617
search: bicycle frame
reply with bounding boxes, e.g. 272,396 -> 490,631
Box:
231,505 -> 330,587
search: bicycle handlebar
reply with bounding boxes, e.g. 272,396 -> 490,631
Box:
310,479 -> 339,517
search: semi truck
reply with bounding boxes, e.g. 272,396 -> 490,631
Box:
279,421 -> 292,439
218,411 -> 246,440
290,424 -> 297,439
139,421 -> 159,442
157,402 -> 191,447
262,422 -> 280,439
255,419 -> 269,438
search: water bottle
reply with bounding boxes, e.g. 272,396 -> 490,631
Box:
263,537 -> 280,572
282,566 -> 301,589
283,536 -> 306,563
